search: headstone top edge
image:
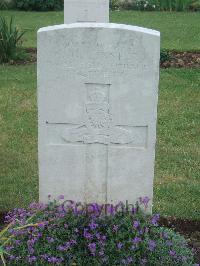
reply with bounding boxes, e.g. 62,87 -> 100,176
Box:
37,23 -> 160,37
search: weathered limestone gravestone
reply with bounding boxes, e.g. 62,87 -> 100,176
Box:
64,0 -> 109,23
38,23 -> 160,209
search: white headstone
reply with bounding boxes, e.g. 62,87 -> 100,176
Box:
38,23 -> 160,210
64,0 -> 109,23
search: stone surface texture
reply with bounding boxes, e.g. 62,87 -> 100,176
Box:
38,23 -> 160,209
64,0 -> 109,23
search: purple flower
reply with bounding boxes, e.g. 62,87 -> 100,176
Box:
117,242 -> 123,249
133,220 -> 140,229
28,256 -> 37,263
99,250 -> 104,256
169,250 -> 177,257
65,200 -> 74,209
86,204 -> 96,214
127,257 -> 133,264
99,240 -> 106,247
70,239 -> 77,245
57,245 -> 66,251
27,238 -> 36,247
101,235 -> 107,241
87,203 -> 104,216
88,242 -> 96,250
106,204 -> 115,215
47,237 -> 54,243
89,221 -> 98,230
29,202 -> 47,210
28,247 -> 35,254
48,256 -> 63,263
88,243 -> 96,255
57,241 -> 72,252
67,241 -> 72,247
151,214 -> 160,226
58,241 -> 72,251
166,240 -> 173,246
8,255 -> 16,260
162,232 -> 168,239
58,195 -> 65,200
84,229 -> 93,240
131,207 -> 138,214
38,222 -> 46,229
139,229 -> 144,235
132,237 -> 141,244
37,232 -> 43,238
5,246 -> 14,251
95,233 -> 101,239
40,254 -> 48,260
112,224 -> 119,232
148,240 -> 156,251
139,196 -> 150,208
140,258 -> 147,265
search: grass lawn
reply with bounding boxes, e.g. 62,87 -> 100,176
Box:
0,65 -> 199,219
0,10 -> 200,51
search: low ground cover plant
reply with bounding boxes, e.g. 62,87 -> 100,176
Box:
110,0 -> 200,11
14,0 -> 64,11
2,0 -> 199,11
160,49 -> 171,63
0,196 -> 195,265
0,16 -> 26,63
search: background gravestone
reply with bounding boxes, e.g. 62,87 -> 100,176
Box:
38,23 -> 160,210
64,0 -> 109,23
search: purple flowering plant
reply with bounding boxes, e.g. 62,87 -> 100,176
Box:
0,196 -> 195,265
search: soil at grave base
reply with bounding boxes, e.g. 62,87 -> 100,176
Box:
161,51 -> 200,69
0,211 -> 199,263
5,49 -> 200,69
